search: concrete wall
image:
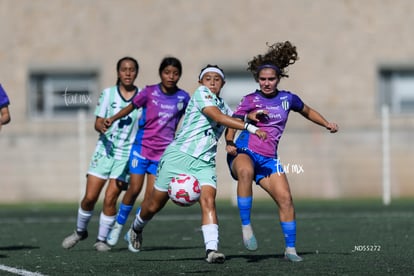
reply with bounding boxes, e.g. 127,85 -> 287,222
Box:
1,0 -> 414,203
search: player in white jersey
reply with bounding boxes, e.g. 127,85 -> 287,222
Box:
125,65 -> 267,264
62,57 -> 141,252
105,57 -> 189,247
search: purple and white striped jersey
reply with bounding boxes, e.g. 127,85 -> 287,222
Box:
233,89 -> 304,157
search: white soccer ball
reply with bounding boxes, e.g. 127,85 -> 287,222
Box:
168,173 -> 201,207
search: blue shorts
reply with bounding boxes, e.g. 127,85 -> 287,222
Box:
129,146 -> 159,175
227,147 -> 284,184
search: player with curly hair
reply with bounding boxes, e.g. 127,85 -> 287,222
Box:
125,65 -> 267,264
225,41 -> 339,262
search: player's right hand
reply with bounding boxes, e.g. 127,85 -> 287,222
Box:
104,118 -> 113,128
247,109 -> 269,122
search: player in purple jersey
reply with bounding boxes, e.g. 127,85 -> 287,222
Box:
104,57 -> 190,246
225,41 -> 339,262
0,84 -> 11,131
125,65 -> 266,263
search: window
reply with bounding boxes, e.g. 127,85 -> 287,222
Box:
28,70 -> 99,119
379,67 -> 414,114
220,70 -> 257,109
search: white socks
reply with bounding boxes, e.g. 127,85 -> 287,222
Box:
97,212 -> 116,241
202,224 -> 219,251
76,207 -> 93,232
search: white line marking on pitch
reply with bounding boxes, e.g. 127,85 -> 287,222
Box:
0,264 -> 46,276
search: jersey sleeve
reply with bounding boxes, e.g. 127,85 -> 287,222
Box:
193,86 -> 216,110
233,95 -> 252,116
94,89 -> 109,118
0,84 -> 10,108
181,92 -> 191,115
132,87 -> 149,108
291,93 -> 304,112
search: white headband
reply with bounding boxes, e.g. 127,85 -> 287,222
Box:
199,67 -> 225,80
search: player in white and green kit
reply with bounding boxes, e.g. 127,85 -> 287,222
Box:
125,65 -> 267,264
62,57 -> 141,252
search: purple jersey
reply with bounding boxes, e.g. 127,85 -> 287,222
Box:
132,84 -> 190,160
0,84 -> 10,108
233,90 -> 304,157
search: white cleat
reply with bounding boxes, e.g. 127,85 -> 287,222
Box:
107,222 -> 123,246
284,247 -> 303,262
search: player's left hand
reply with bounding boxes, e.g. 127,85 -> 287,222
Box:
326,122 -> 339,133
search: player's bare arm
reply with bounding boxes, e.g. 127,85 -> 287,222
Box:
300,104 -> 338,133
104,103 -> 135,128
203,106 -> 267,140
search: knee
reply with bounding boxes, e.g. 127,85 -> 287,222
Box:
199,195 -> 215,210
142,199 -> 158,215
236,167 -> 254,182
81,197 -> 96,210
103,194 -> 117,208
278,195 -> 294,211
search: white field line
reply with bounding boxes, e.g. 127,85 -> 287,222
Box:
0,264 -> 46,276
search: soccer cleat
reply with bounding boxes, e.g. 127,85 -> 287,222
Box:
242,224 -> 258,251
205,250 -> 225,264
123,228 -> 130,243
94,240 -> 111,252
243,235 -> 258,251
62,230 -> 88,249
284,247 -> 303,262
107,222 -> 123,246
127,228 -> 142,253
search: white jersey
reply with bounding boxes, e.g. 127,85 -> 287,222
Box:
94,85 -> 141,160
171,85 -> 233,163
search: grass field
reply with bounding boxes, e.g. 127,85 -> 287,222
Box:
0,199 -> 413,275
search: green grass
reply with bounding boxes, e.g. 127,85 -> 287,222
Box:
0,199 -> 412,275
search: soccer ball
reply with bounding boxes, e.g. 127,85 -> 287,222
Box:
168,173 -> 201,207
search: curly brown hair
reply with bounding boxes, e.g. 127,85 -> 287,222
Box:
247,41 -> 299,81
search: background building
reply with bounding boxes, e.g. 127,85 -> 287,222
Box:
1,0 -> 413,203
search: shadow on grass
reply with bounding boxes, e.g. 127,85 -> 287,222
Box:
0,245 -> 40,251
226,251 -> 352,262
116,250 -> 345,263
0,245 -> 40,258
109,245 -> 202,253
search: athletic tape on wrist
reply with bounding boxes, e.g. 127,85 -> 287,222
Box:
244,123 -> 259,134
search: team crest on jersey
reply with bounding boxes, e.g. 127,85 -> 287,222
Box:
281,100 -> 289,111
204,94 -> 213,100
177,101 -> 184,111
